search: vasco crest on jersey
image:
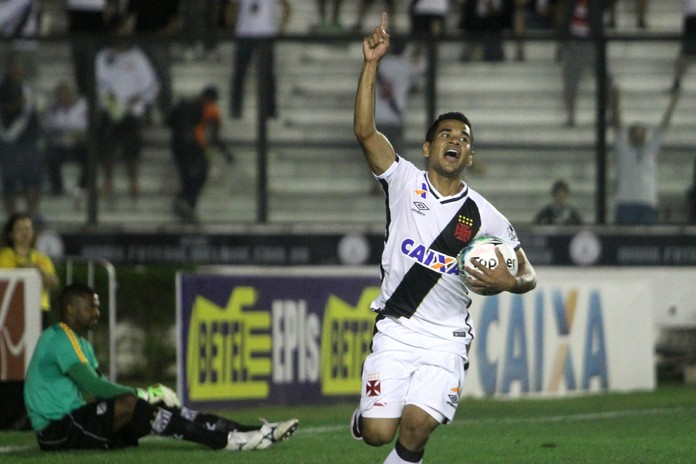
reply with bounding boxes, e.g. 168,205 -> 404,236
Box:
454,214 -> 473,242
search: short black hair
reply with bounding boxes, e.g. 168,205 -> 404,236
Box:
202,85 -> 219,101
425,112 -> 473,143
551,180 -> 570,195
59,283 -> 96,318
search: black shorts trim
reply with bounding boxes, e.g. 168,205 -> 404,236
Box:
37,399 -> 117,451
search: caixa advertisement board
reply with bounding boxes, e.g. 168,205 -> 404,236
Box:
175,267 -> 662,409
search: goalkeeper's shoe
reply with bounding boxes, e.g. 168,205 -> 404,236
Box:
256,418 -> 299,449
225,430 -> 263,451
350,408 -> 363,441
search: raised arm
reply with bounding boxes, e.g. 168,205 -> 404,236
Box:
659,87 -> 681,129
354,12 -> 397,175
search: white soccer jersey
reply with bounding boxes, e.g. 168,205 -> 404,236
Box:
95,46 -> 159,118
371,156 -> 520,355
233,0 -> 282,37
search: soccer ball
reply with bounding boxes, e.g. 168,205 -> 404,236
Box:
457,236 -> 519,294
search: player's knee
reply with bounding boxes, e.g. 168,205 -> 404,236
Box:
114,395 -> 138,416
398,419 -> 435,449
362,423 -> 397,447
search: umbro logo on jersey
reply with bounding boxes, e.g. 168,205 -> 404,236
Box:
401,238 -> 459,275
413,202 -> 429,211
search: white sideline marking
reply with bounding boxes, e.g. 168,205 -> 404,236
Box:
0,445 -> 34,453
2,407 -> 693,453
298,406 -> 695,435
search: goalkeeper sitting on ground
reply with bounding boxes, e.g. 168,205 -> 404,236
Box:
24,283 -> 298,451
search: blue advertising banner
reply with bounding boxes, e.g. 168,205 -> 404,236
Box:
176,269 -> 381,409
177,267 -> 659,409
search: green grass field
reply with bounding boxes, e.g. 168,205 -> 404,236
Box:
2,384 -> 696,463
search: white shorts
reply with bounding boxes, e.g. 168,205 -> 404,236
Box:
358,330 -> 469,424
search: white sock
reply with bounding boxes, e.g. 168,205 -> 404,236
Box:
383,447 -> 423,464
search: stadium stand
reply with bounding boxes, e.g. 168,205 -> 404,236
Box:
31,0 -> 695,226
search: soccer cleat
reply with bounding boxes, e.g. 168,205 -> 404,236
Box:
256,418 -> 299,449
225,430 -> 263,451
350,408 -> 363,441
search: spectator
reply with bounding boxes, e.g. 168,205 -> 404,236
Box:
409,0 -> 449,63
168,86 -> 229,223
127,0 -> 181,118
459,0 -> 515,62
520,0 -> 561,30
0,52 -> 42,219
0,0 -> 39,39
65,0 -> 120,95
670,0 -> 696,94
223,0 -> 291,119
312,0 -> 345,31
179,0 -> 223,60
513,0 -> 560,61
0,213 -> 60,329
606,0 -> 648,29
0,0 -> 41,81
95,35 -> 159,199
610,84 -> 681,225
557,0 -> 604,127
352,0 -> 396,32
41,80 -> 88,200
534,179 -> 583,224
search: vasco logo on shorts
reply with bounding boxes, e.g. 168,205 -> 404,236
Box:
401,238 -> 459,275
366,380 -> 381,397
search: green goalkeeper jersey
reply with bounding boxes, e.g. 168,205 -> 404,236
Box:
24,323 -> 105,431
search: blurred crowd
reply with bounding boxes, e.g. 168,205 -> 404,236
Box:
0,0 -> 694,226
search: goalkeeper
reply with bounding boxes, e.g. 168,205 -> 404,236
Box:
24,283 -> 298,452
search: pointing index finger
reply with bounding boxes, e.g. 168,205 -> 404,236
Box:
380,11 -> 388,33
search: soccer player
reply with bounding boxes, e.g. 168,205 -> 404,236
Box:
24,283 -> 298,452
352,13 -> 537,464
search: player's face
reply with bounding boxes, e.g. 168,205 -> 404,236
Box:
72,293 -> 101,335
422,119 -> 473,178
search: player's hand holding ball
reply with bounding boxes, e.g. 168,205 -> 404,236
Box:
457,236 -> 518,296
136,383 -> 181,408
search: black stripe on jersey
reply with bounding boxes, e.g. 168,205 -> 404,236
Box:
380,177 -> 391,282
381,157 -> 398,247
382,196 -> 482,319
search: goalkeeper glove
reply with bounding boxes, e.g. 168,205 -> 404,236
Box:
136,383 -> 181,408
